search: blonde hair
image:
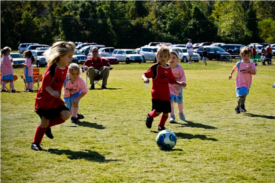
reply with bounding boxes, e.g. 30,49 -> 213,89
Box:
1,46 -> 11,58
43,41 -> 75,66
240,46 -> 252,57
68,63 -> 81,73
156,46 -> 170,60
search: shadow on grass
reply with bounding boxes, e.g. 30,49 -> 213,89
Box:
75,121 -> 105,129
245,113 -> 275,119
92,88 -> 121,90
175,132 -> 218,141
47,149 -> 119,162
172,120 -> 217,129
160,148 -> 183,152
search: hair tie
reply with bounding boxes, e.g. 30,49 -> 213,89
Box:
170,50 -> 179,58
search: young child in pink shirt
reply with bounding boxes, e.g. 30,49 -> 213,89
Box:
64,63 -> 88,123
168,49 -> 186,122
22,50 -> 35,92
1,46 -> 16,92
229,46 -> 257,114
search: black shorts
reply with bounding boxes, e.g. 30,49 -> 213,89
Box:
36,106 -> 69,120
152,99 -> 171,113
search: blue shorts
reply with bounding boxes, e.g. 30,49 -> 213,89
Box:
170,88 -> 183,103
64,90 -> 81,110
236,87 -> 249,97
2,74 -> 13,81
25,76 -> 33,83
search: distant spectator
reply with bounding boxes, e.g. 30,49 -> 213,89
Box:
261,46 -> 266,55
266,44 -> 272,65
186,39 -> 193,64
252,45 -> 257,58
202,47 -> 208,66
261,52 -> 267,65
1,46 -> 16,92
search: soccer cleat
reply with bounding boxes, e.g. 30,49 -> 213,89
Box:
24,90 -> 29,92
45,127 -> 54,139
89,84 -> 95,90
235,106 -> 240,114
272,83 -> 275,88
1,89 -> 7,92
71,117 -> 80,123
158,125 -> 166,131
101,85 -> 107,89
11,90 -> 16,93
145,113 -> 154,129
179,113 -> 186,121
240,105 -> 247,112
169,115 -> 176,123
77,113 -> 84,119
29,89 -> 34,92
31,143 -> 43,151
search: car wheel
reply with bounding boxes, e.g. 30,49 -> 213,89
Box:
142,56 -> 146,63
126,58 -> 130,64
182,57 -> 187,63
216,56 -> 220,61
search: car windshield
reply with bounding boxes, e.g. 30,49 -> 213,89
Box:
74,50 -> 83,55
101,53 -> 112,57
10,53 -> 24,58
126,50 -> 136,54
176,49 -> 183,53
257,46 -> 263,49
215,47 -> 225,52
37,52 -> 44,56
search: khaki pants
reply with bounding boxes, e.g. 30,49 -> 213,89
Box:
88,66 -> 110,86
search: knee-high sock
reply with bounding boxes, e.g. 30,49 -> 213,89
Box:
239,97 -> 245,106
170,102 -> 175,116
149,110 -> 160,118
71,107 -> 78,118
33,126 -> 47,144
2,81 -> 6,90
178,103 -> 183,114
10,82 -> 14,90
48,116 -> 65,127
158,114 -> 168,127
28,82 -> 33,90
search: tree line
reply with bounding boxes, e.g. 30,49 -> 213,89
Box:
1,1 -> 275,50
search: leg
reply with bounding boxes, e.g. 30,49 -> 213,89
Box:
99,66 -> 110,87
146,110 -> 161,129
31,116 -> 49,151
178,103 -> 185,121
239,95 -> 247,112
88,67 -> 96,86
10,81 -> 15,92
169,101 -> 175,122
2,81 -> 6,91
158,113 -> 168,131
71,102 -> 80,123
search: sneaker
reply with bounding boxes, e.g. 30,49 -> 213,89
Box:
89,84 -> 95,90
240,105 -> 247,112
101,85 -> 107,89
169,115 -> 176,123
45,127 -> 54,139
77,113 -> 84,119
24,89 -> 29,92
145,113 -> 154,129
31,143 -> 43,151
1,89 -> 7,92
29,89 -> 34,92
11,90 -> 16,93
235,106 -> 240,114
71,117 -> 79,123
272,83 -> 275,88
179,113 -> 186,121
158,125 -> 166,131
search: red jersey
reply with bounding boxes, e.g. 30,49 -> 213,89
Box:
35,64 -> 68,110
144,63 -> 176,101
83,57 -> 110,70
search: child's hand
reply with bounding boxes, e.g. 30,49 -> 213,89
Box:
229,75 -> 232,80
178,81 -> 186,87
143,78 -> 149,83
50,91 -> 60,98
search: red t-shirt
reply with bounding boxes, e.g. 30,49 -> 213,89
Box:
35,64 -> 68,110
83,57 -> 110,70
144,63 -> 176,101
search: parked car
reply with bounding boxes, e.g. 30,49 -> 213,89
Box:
220,44 -> 245,57
9,53 -> 25,67
172,44 -> 186,48
196,46 -> 231,60
99,53 -> 119,64
135,48 -> 141,54
210,43 -> 225,47
112,49 -> 143,64
72,50 -> 88,64
98,47 -> 115,54
79,46 -> 91,56
139,46 -> 158,62
26,44 -> 49,51
175,48 -> 200,62
76,43 -> 98,50
193,42 -> 214,49
31,50 -> 47,67
18,43 -> 39,54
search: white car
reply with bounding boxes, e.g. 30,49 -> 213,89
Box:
73,50 -> 88,64
31,50 -> 47,67
18,43 -> 39,54
210,43 -> 225,47
112,49 -> 143,64
175,48 -> 200,62
139,46 -> 158,63
9,53 -> 25,68
98,47 -> 115,54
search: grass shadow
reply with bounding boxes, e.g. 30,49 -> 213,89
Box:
175,132 -> 218,141
171,120 -> 216,129
92,88 -> 121,90
245,113 -> 275,119
47,148 -> 119,162
159,148 -> 183,152
75,121 -> 105,129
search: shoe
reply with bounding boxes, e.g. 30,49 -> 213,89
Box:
24,90 -> 29,92
71,117 -> 79,123
11,90 -> 16,93
158,125 -> 166,131
145,113 -> 154,129
1,89 -> 7,92
45,127 -> 54,139
101,85 -> 107,89
29,89 -> 33,92
77,113 -> 84,119
240,105 -> 247,112
235,106 -> 240,114
169,115 -> 176,123
272,83 -> 275,88
31,143 -> 43,151
179,113 -> 186,121
89,84 -> 95,90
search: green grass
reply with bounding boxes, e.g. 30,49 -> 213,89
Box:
1,61 -> 275,182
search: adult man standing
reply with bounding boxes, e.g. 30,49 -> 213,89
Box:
83,47 -> 112,90
186,39 -> 193,64
266,44 -> 272,65
252,45 -> 257,59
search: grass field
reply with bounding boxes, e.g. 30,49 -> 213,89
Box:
1,60 -> 275,182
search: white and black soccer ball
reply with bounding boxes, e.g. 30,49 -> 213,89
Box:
156,129 -> 177,150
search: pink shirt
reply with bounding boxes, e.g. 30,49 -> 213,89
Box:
233,61 -> 257,89
24,58 -> 33,77
63,77 -> 88,98
169,64 -> 186,96
1,55 -> 13,76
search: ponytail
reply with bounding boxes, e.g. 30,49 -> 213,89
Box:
1,46 -> 11,58
23,50 -> 35,63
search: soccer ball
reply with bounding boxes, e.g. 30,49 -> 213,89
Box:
156,129 -> 177,150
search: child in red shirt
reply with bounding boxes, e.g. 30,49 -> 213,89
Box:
31,41 -> 75,151
142,46 -> 187,131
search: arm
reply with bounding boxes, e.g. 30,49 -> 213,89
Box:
142,74 -> 149,83
174,81 -> 187,87
45,86 -> 60,98
229,65 -> 237,80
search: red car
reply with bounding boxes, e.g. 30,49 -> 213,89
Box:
99,53 -> 119,64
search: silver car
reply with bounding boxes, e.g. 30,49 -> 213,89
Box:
9,53 -> 25,68
112,49 -> 143,64
139,46 -> 158,63
31,50 -> 47,67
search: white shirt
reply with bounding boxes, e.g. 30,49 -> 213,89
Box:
186,42 -> 193,52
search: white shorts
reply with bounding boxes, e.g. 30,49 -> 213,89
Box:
188,51 -> 193,56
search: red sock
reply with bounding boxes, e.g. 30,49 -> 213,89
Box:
48,117 -> 65,127
33,126 -> 47,144
158,114 -> 168,127
149,110 -> 160,118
